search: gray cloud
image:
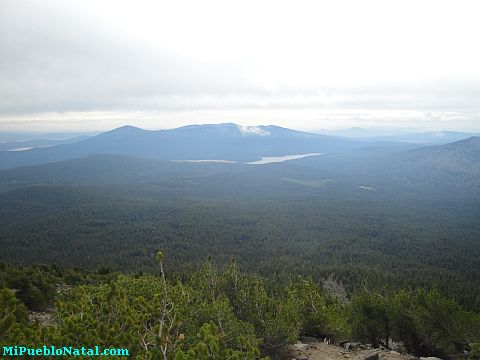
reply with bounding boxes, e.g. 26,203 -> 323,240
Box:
0,0 -> 479,131
0,0 -> 260,113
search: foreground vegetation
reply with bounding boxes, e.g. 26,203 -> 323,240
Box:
1,257 -> 479,359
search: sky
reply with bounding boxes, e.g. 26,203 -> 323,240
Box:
0,0 -> 479,132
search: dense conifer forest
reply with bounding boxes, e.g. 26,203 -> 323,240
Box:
1,180 -> 479,311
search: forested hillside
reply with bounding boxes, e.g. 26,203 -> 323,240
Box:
1,178 -> 479,311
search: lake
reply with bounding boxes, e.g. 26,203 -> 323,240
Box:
246,153 -> 324,165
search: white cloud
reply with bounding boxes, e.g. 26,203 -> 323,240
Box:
0,0 -> 480,131
237,125 -> 270,136
1,109 -> 479,133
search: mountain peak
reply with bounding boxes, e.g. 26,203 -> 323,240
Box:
169,123 -> 273,137
110,125 -> 145,133
95,125 -> 146,139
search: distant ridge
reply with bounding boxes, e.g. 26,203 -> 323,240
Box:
388,136 -> 480,190
316,127 -> 478,144
0,123 -> 364,170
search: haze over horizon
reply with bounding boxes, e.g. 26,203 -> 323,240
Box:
1,0 -> 480,132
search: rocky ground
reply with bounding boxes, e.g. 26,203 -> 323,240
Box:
271,338 -> 426,360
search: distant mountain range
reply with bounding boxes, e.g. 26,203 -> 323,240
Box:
0,131 -> 98,142
0,123 -> 368,169
0,135 -> 90,151
316,127 -> 478,144
0,123 -> 478,198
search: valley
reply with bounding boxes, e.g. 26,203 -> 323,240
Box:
1,124 -> 479,359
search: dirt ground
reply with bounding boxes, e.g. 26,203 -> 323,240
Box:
271,340 -> 416,360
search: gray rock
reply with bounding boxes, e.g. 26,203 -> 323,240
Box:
292,342 -> 309,352
354,350 -> 379,360
419,357 -> 443,360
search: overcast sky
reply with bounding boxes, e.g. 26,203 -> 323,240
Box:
1,0 -> 479,132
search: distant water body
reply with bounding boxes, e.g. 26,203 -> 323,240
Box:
172,159 -> 237,163
7,147 -> 35,152
171,153 -> 324,165
247,153 -> 324,165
